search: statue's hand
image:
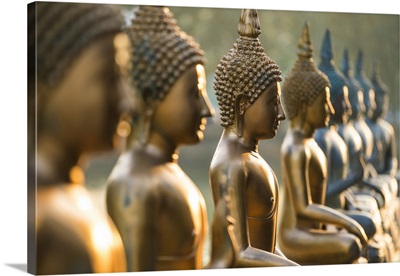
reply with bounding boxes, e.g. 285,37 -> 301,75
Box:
356,228 -> 369,261
347,222 -> 369,254
363,242 -> 369,262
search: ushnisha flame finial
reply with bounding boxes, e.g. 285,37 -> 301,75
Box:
371,60 -> 380,81
354,49 -> 374,95
340,48 -> 351,77
340,48 -> 363,102
297,21 -> 313,59
320,28 -> 333,64
214,9 -> 281,127
371,60 -> 389,96
318,29 -> 348,100
355,49 -> 364,76
281,21 -> 330,120
237,9 -> 261,38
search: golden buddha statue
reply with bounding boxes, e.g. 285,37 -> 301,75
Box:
368,60 -> 400,251
354,52 -> 400,252
368,61 -> 399,190
340,48 -> 398,260
353,51 -> 397,202
316,30 -> 391,262
341,49 -> 392,239
341,49 -> 396,225
28,2 -> 135,274
105,6 -> 214,271
207,9 -> 299,268
278,22 -> 369,265
341,49 -> 374,166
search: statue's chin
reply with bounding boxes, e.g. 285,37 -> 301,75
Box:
178,131 -> 203,146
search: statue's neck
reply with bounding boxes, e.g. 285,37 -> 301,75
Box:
35,134 -> 83,186
139,131 -> 179,163
290,117 -> 315,138
370,114 -> 383,124
223,127 -> 259,153
350,109 -> 363,122
328,124 -> 338,132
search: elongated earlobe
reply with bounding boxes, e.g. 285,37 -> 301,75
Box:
140,108 -> 153,145
113,113 -> 133,152
116,113 -> 132,139
235,94 -> 247,138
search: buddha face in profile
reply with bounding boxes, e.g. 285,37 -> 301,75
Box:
243,81 -> 286,140
36,32 -> 134,155
306,86 -> 335,129
370,62 -> 389,122
330,85 -> 351,125
364,89 -> 377,120
282,62 -> 333,131
127,6 -> 214,147
152,64 -> 213,146
29,2 -> 137,158
348,89 -> 365,120
281,22 -> 334,131
370,90 -> 388,121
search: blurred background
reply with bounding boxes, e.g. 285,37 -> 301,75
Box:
84,4 -> 399,264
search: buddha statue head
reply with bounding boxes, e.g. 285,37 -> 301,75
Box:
318,29 -> 351,125
370,61 -> 389,121
127,6 -> 214,147
28,3 -> 133,274
28,2 -> 135,184
340,48 -> 365,122
281,21 -> 332,130
214,9 -> 284,139
28,3 -> 130,87
355,49 -> 377,120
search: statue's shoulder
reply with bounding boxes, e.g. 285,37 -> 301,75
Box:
281,132 -> 309,157
211,153 -> 247,175
379,119 -> 395,134
37,185 -> 103,242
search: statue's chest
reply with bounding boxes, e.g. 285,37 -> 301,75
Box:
156,165 -> 206,251
245,156 -> 278,219
308,142 -> 328,204
331,143 -> 347,166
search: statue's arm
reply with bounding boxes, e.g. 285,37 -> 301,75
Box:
326,153 -> 364,199
385,125 -> 398,177
314,132 -> 357,198
107,180 -> 160,271
314,130 -> 327,154
326,175 -> 360,199
346,142 -> 365,182
283,144 -> 368,246
225,161 -> 249,252
283,144 -> 318,220
226,160 -> 298,267
36,215 -> 93,274
130,188 -> 160,271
